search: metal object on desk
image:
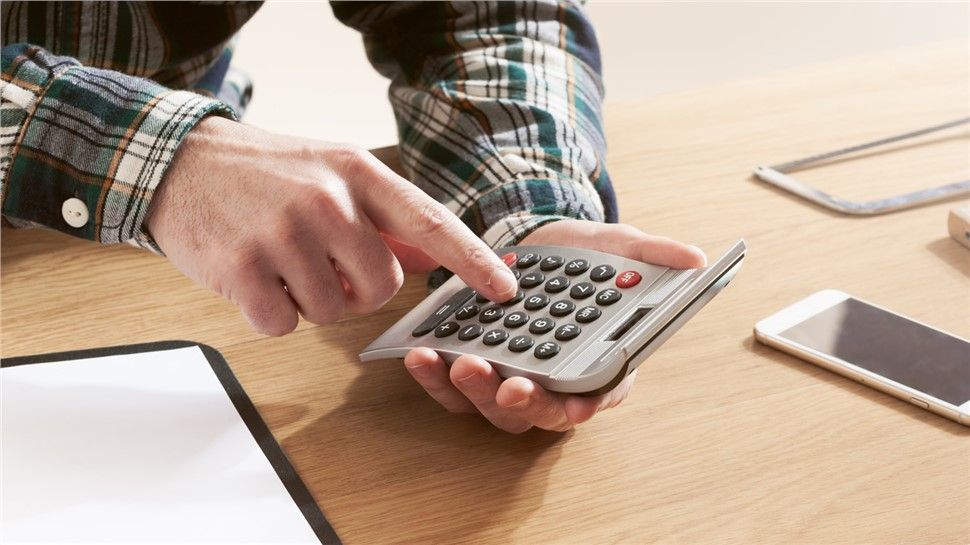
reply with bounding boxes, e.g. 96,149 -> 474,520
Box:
753,117 -> 970,215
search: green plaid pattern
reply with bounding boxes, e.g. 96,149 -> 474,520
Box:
334,1 -> 618,248
2,1 -> 615,253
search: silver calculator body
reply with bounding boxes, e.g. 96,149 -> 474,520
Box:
360,240 -> 746,395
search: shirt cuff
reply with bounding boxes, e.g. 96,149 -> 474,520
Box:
2,61 -> 234,251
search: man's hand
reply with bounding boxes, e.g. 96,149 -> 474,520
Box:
402,219 -> 707,433
145,117 -> 518,335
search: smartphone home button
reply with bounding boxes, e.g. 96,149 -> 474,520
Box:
909,397 -> 929,409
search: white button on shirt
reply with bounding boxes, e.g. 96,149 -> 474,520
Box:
61,197 -> 89,228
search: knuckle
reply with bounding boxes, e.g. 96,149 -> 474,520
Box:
332,144 -> 373,177
410,200 -> 451,239
247,303 -> 297,337
305,291 -> 346,325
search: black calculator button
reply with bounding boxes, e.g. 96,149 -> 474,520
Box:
455,304 -> 480,320
479,306 -> 504,323
570,282 -> 595,300
500,290 -> 525,306
516,252 -> 541,269
475,292 -> 490,304
482,329 -> 509,346
529,317 -> 555,334
564,258 -> 590,276
508,335 -> 534,352
512,269 -> 521,279
519,271 -> 545,288
434,321 -> 460,338
539,255 -> 564,271
549,299 -> 575,317
503,311 -> 529,328
458,324 -> 484,340
544,276 -> 570,293
523,293 -> 550,311
555,324 -> 581,341
575,306 -> 601,323
411,287 -> 475,336
590,264 -> 616,282
595,288 -> 622,306
534,341 -> 560,359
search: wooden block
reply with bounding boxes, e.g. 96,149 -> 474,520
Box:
948,205 -> 970,249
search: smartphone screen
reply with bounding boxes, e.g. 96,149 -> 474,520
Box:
778,297 -> 970,406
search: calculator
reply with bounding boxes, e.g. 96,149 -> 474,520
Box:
360,239 -> 746,395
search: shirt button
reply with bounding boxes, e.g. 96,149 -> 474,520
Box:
61,198 -> 89,228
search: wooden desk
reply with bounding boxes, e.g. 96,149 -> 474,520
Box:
3,41 -> 968,544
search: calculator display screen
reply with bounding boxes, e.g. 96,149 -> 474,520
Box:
779,297 -> 970,406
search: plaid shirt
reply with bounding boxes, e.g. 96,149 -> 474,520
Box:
1,1 -> 616,254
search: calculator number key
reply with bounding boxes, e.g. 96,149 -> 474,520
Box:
529,317 -> 555,335
570,282 -> 595,299
544,276 -> 570,293
503,311 -> 529,328
523,294 -> 550,311
519,271 -> 545,288
479,306 -> 505,323
549,299 -> 575,317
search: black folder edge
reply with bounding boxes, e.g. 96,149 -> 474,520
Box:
1,340 -> 341,545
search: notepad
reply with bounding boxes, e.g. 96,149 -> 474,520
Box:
1,342 -> 339,544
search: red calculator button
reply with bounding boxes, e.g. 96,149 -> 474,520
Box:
501,252 -> 518,267
615,270 -> 642,288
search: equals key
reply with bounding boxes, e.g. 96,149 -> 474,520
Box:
411,287 -> 475,337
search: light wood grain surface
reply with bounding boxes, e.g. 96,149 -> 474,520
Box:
3,41 -> 968,544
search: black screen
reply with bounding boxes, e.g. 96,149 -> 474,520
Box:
779,298 -> 970,406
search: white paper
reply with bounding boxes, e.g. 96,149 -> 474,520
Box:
1,346 -> 320,544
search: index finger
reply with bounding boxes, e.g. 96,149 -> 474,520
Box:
358,165 -> 518,302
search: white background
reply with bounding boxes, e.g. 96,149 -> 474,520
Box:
232,1 -> 969,148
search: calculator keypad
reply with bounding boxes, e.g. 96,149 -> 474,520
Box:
458,324 -> 484,340
503,311 -> 529,328
508,335 -> 534,352
544,276 -> 570,293
409,249 -> 655,366
483,329 -> 509,345
570,282 -> 595,299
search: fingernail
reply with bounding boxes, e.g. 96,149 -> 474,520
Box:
488,268 -> 518,298
457,372 -> 482,388
688,245 -> 707,266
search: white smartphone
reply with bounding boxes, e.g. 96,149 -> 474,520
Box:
754,290 -> 970,426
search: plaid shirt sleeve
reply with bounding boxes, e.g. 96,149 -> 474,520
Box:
332,0 -> 619,250
0,43 -> 234,251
